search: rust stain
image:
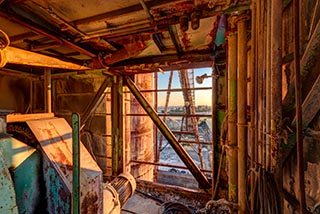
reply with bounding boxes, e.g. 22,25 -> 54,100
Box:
181,32 -> 192,50
208,16 -> 219,48
81,192 -> 99,214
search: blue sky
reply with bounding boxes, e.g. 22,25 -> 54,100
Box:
157,67 -> 212,106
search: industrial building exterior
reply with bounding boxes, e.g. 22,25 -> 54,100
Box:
0,0 -> 319,213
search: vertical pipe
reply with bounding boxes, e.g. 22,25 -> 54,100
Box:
111,76 -> 124,176
271,0 -> 282,212
249,1 -> 257,211
44,68 -> 52,113
226,20 -> 238,202
153,72 -> 159,182
294,0 -> 307,213
72,112 -> 80,214
265,0 -> 272,171
211,64 -> 217,198
237,16 -> 248,214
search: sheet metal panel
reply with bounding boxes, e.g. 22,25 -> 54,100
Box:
0,137 -> 42,213
27,118 -> 103,214
0,148 -> 18,214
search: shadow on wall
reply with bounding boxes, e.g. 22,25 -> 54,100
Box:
0,75 -> 30,113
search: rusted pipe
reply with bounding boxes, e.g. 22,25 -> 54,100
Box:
124,76 -> 211,190
44,68 -> 52,113
226,18 -> 238,202
2,46 -> 90,70
249,1 -> 257,212
211,65 -> 218,198
111,76 -> 124,176
294,0 -> 307,213
271,0 -> 283,212
72,112 -> 80,214
237,15 -> 248,214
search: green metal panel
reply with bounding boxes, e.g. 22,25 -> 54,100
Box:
0,148 -> 18,214
13,151 -> 41,214
0,137 -> 41,213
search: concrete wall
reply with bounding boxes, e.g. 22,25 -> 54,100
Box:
0,75 -> 31,113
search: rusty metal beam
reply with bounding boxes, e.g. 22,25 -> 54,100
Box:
1,46 -> 90,70
0,10 -> 96,58
124,76 -> 211,190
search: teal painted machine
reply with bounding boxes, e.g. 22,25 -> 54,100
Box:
0,112 -> 135,214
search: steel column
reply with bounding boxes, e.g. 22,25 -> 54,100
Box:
271,0 -> 283,212
72,113 -> 80,214
111,76 -> 124,176
124,76 -> 211,190
226,22 -> 238,202
237,16 -> 248,214
294,0 -> 307,213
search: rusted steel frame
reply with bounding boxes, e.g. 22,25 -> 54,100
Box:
44,68 -> 52,113
294,0 -> 307,213
73,0 -> 176,26
226,27 -> 238,202
271,0 -> 283,212
111,76 -> 124,176
130,86 -> 212,93
130,160 -> 213,173
28,1 -> 87,38
168,25 -> 182,57
237,17 -> 248,214
0,10 -> 96,58
2,46 -> 90,70
72,112 -> 81,214
81,77 -> 113,127
124,76 -> 211,190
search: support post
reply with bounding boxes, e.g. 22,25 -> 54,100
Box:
237,15 -> 248,214
124,76 -> 211,190
44,68 -> 52,113
249,1 -> 257,212
271,0 -> 283,212
72,112 -> 80,214
211,65 -> 218,198
226,17 -> 238,202
111,76 -> 124,177
294,0 -> 307,213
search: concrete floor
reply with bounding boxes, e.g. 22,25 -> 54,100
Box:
121,193 -> 161,214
